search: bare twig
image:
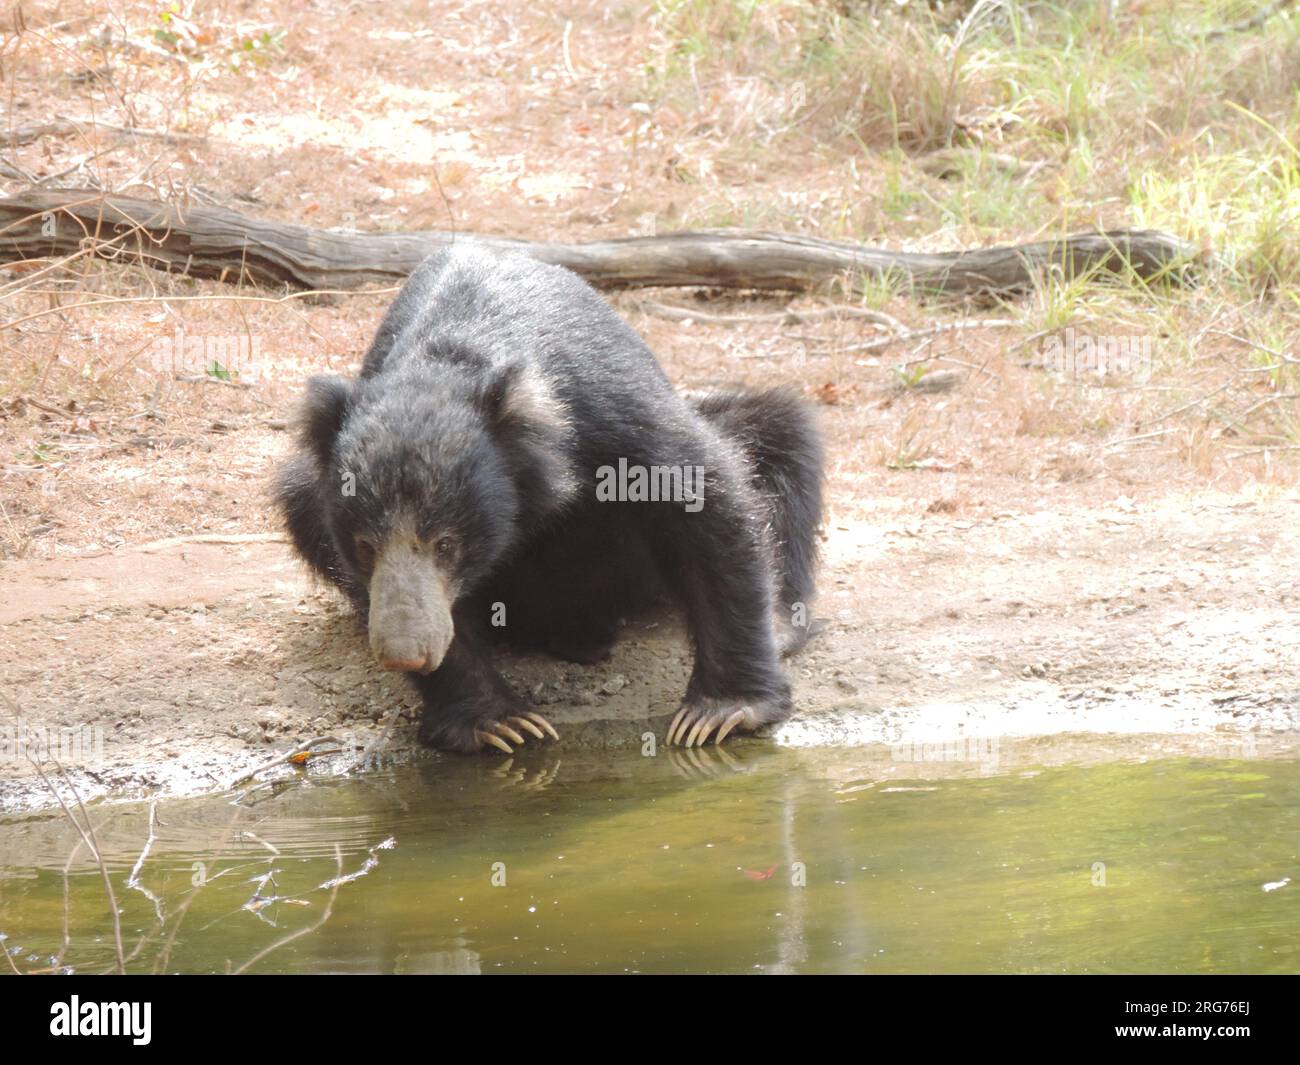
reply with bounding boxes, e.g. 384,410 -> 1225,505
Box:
229,845 -> 343,975
561,20 -> 576,80
228,735 -> 353,790
1205,329 -> 1298,369
637,300 -> 905,332
1105,428 -> 1178,450
1241,393 -> 1300,417
173,373 -> 251,388
2,934 -> 23,975
17,396 -> 77,418
126,803 -> 164,925
348,705 -> 406,773
1148,383 -> 1235,426
806,317 -> 1018,355
18,754 -> 126,973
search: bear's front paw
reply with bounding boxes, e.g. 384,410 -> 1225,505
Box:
665,693 -> 790,748
420,708 -> 560,755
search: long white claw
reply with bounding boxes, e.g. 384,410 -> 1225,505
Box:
509,716 -> 545,740
684,717 -> 705,748
526,712 -> 560,742
714,708 -> 747,745
666,706 -> 689,746
475,729 -> 514,754
494,722 -> 527,746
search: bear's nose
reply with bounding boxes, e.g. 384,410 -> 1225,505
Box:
379,655 -> 428,673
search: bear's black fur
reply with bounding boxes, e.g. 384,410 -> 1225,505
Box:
274,245 -> 823,753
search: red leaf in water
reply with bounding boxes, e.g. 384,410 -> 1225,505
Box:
743,865 -> 778,881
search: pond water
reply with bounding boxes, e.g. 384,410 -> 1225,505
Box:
2,746 -> 1297,974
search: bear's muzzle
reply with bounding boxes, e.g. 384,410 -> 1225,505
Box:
367,541 -> 455,674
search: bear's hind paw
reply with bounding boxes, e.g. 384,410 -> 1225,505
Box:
665,695 -> 787,748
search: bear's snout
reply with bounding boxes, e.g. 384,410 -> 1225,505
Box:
367,541 -> 455,675
376,647 -> 435,674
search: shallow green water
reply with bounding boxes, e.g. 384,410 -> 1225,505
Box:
2,748 -> 1298,973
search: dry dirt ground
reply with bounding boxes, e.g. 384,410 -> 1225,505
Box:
2,2 -> 1299,810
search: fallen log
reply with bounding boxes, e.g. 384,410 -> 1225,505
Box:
0,188 -> 1198,295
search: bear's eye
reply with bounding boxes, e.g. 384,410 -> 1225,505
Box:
433,537 -> 455,557
353,536 -> 377,568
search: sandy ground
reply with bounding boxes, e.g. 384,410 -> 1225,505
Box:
3,485 -> 1297,813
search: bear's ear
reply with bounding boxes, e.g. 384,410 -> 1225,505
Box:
477,362 -> 569,439
476,362 -> 577,510
296,375 -> 353,468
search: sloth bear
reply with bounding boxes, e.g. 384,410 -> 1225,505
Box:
274,245 -> 823,754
